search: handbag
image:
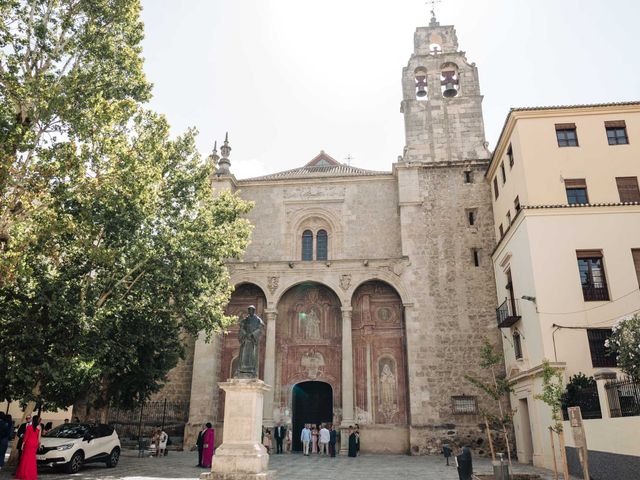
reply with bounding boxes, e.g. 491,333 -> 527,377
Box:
203,443 -> 208,449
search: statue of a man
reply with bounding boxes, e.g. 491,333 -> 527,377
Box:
234,305 -> 264,379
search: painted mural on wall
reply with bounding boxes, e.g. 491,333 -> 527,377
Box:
352,281 -> 407,425
275,283 -> 342,419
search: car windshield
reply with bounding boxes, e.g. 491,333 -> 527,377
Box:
43,424 -> 89,439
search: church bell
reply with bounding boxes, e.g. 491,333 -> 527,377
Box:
442,82 -> 458,98
415,75 -> 427,98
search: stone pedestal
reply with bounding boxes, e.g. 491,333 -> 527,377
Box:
201,379 -> 273,480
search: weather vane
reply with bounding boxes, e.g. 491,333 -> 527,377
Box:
427,0 -> 442,18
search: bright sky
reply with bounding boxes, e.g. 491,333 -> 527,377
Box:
140,0 -> 639,179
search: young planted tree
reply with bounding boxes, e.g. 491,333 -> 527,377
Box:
535,360 -> 569,480
464,338 -> 515,466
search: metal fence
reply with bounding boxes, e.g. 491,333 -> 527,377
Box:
107,399 -> 189,447
562,385 -> 602,420
605,376 -> 640,418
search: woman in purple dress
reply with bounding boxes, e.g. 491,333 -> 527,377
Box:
201,423 -> 215,468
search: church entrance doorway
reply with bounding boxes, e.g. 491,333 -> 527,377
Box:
291,381 -> 333,452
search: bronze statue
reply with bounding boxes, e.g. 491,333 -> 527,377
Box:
234,305 -> 264,379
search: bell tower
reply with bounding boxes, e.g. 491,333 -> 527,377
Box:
400,13 -> 490,163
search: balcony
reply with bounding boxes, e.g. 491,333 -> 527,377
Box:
582,284 -> 610,302
496,298 -> 521,328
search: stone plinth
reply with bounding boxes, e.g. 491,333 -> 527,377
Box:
201,378 -> 273,480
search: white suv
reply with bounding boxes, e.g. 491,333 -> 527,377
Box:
37,423 -> 121,474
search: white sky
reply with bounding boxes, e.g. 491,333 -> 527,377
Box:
140,0 -> 640,179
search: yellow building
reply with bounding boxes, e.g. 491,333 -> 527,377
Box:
487,102 -> 640,472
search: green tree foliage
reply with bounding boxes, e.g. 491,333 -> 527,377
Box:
0,1 -> 253,412
607,314 -> 640,382
560,373 -> 600,419
535,360 -> 565,432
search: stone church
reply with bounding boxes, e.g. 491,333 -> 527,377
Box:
164,14 -> 501,455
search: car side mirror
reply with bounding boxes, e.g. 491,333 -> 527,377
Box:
83,433 -> 93,442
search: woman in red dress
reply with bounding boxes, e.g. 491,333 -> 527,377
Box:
15,414 -> 40,480
201,423 -> 215,468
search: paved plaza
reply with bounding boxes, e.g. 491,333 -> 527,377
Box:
0,449 -> 575,480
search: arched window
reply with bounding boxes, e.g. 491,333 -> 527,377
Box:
302,230 -> 313,261
316,230 -> 328,260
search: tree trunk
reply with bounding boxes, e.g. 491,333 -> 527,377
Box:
484,416 -> 496,461
558,429 -> 570,480
549,427 -> 558,480
501,425 -> 513,467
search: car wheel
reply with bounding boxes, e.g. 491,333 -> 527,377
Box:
65,451 -> 84,474
106,447 -> 120,468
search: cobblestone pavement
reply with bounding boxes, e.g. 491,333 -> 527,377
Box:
1,449 -> 575,479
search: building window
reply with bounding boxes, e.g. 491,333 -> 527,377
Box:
464,170 -> 473,184
472,248 -> 480,267
467,209 -> 477,226
587,329 -> 617,367
555,123 -> 578,147
452,396 -> 478,414
577,251 -> 609,301
632,249 -> 640,287
498,224 -> 504,237
513,332 -> 523,360
316,229 -> 328,260
616,177 -> 640,203
605,120 -> 629,145
302,230 -> 313,261
500,163 -> 506,184
506,211 -> 511,225
514,196 -> 520,212
493,177 -> 499,199
507,144 -> 514,168
565,178 -> 589,205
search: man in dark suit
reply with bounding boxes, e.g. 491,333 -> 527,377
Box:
16,414 -> 31,462
196,424 -> 206,467
273,422 -> 286,454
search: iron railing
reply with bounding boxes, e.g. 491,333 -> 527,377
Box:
605,376 -> 640,418
562,385 -> 602,420
107,399 -> 189,447
582,284 -> 610,302
496,298 -> 520,328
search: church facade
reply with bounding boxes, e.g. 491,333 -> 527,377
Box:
169,15 -> 503,455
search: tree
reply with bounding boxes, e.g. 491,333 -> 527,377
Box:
535,360 -> 569,480
464,338 -> 515,465
1,0 -> 151,282
606,314 -> 640,382
0,0 -> 253,414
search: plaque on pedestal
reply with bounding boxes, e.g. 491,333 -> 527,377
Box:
201,378 -> 274,480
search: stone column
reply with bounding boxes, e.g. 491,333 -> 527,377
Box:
594,369 -> 617,419
340,307 -> 354,454
262,309 -> 277,426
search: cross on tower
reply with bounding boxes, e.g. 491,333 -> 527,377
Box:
344,154 -> 354,166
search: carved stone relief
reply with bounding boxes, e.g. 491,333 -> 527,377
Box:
340,274 -> 351,291
268,276 -> 279,294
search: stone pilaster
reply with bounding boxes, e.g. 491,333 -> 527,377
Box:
340,306 -> 354,454
262,309 -> 277,426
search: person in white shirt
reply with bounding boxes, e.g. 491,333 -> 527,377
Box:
319,424 -> 330,455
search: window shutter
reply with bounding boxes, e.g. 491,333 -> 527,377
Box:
555,123 -> 576,130
576,250 -> 602,259
605,120 -> 626,128
632,249 -> 640,285
565,178 -> 586,188
616,177 -> 640,202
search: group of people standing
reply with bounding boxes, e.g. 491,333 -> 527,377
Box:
299,423 -> 338,457
195,423 -> 215,468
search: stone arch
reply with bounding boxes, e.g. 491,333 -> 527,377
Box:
350,280 -> 408,425
440,61 -> 460,98
217,282 -> 268,421
229,276 -> 272,304
274,282 -> 343,425
349,273 -> 410,307
289,208 -> 343,260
